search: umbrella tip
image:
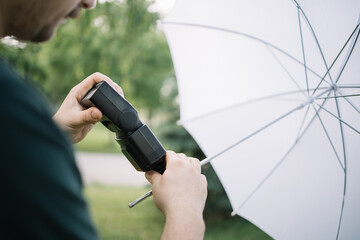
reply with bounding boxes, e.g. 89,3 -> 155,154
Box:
231,211 -> 237,217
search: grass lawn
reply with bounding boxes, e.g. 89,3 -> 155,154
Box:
85,185 -> 164,239
85,185 -> 272,240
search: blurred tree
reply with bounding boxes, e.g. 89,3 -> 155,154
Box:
0,0 -> 233,220
0,0 -> 172,110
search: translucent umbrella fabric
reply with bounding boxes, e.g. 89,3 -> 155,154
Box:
162,0 -> 360,239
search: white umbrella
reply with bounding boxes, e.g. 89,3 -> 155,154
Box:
162,0 -> 360,239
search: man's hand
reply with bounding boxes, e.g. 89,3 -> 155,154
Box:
53,72 -> 123,143
145,151 -> 207,240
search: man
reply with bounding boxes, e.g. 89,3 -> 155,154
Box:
0,0 -> 207,239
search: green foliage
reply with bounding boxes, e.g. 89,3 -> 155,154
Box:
0,0 -> 236,223
0,0 -> 172,109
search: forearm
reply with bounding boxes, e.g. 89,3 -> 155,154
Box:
161,212 -> 205,240
145,152 -> 208,240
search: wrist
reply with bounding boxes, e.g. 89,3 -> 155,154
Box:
162,211 -> 205,240
165,209 -> 205,230
165,207 -> 204,219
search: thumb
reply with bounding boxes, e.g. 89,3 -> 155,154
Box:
145,170 -> 161,184
79,107 -> 102,125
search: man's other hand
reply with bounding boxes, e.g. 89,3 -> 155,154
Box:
53,72 -> 123,143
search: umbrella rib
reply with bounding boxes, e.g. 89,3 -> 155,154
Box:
317,94 -> 360,100
231,93 -> 332,215
275,97 -> 306,102
297,6 -> 310,94
335,23 -> 360,84
338,90 -> 360,114
162,21 -> 324,81
312,23 -> 360,96
337,86 -> 360,114
265,45 -> 306,95
200,88 -> 331,167
343,97 -> 360,114
295,104 -> 311,140
313,102 -> 360,135
338,85 -> 360,89
334,94 -> 348,240
199,106 -> 301,166
310,103 -> 344,170
293,0 -> 335,84
179,88 -> 328,125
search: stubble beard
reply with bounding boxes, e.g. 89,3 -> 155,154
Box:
7,4 -> 82,43
30,5 -> 82,43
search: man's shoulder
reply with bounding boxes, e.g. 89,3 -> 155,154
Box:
0,60 -> 25,90
0,60 -> 47,112
0,60 -> 72,151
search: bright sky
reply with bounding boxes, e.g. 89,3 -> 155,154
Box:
97,0 -> 177,15
152,0 -> 177,14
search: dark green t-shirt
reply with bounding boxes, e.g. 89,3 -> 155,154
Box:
0,61 -> 99,239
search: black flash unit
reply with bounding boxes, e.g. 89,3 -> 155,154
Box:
81,81 -> 166,174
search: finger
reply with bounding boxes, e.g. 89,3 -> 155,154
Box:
165,151 -> 177,163
177,153 -> 187,159
75,72 -> 113,92
201,175 -> 208,195
73,72 -> 117,101
77,107 -> 102,125
165,151 -> 178,167
145,170 -> 161,184
201,174 -> 208,186
189,157 -> 201,173
114,82 -> 124,97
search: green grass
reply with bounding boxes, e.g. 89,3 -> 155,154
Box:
85,185 -> 272,240
85,185 -> 164,239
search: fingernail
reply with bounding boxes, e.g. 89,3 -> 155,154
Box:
91,110 -> 99,120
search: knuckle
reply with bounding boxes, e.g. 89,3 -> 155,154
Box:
178,153 -> 187,159
166,151 -> 176,159
81,111 -> 90,122
70,86 -> 81,97
172,158 -> 186,169
92,72 -> 106,81
189,157 -> 200,164
174,156 -> 185,165
201,175 -> 208,190
69,86 -> 77,94
167,150 -> 176,155
201,174 -> 207,183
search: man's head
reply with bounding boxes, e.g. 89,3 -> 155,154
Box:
0,0 -> 96,42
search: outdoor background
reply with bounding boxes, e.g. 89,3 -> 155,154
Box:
0,0 -> 271,239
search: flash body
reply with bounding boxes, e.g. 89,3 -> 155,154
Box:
81,81 -> 166,174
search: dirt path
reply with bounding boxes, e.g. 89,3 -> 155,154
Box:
75,151 -> 149,187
